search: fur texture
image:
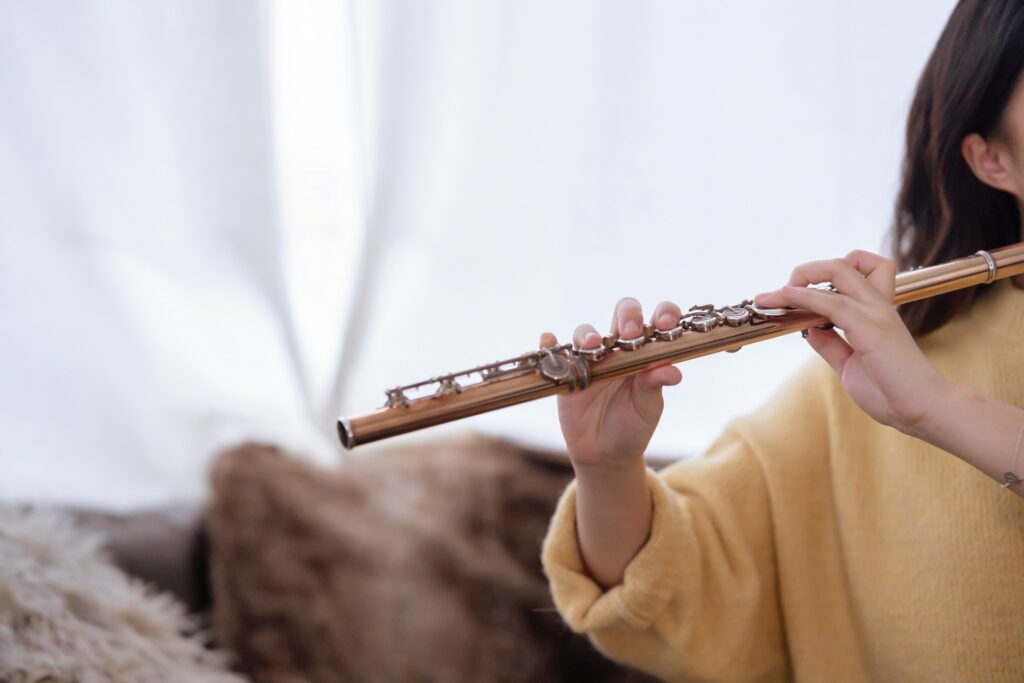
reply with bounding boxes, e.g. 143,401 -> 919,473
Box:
0,505 -> 245,683
208,436 -> 657,683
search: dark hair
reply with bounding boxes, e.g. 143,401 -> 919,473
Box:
894,0 -> 1024,336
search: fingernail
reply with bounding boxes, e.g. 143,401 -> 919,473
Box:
658,313 -> 675,329
584,332 -> 600,346
623,320 -> 640,337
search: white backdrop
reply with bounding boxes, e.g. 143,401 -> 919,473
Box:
0,0 -> 958,508
0,1 -> 354,508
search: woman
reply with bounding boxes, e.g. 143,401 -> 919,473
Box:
539,1 -> 1024,680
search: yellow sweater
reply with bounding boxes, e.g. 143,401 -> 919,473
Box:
541,279 -> 1024,683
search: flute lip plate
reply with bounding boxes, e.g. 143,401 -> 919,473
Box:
337,417 -> 355,450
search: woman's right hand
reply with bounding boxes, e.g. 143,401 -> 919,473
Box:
539,297 -> 684,472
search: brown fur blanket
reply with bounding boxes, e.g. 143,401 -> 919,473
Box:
207,435 -> 657,683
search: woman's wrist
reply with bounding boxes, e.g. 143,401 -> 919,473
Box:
897,370 -> 958,440
913,378 -> 983,444
572,452 -> 648,488
900,376 -> 1024,490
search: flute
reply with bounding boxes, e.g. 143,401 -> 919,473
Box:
338,243 -> 1024,449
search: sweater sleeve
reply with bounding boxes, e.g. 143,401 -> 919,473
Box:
541,361 -> 834,683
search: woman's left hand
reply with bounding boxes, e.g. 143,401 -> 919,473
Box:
754,250 -> 950,436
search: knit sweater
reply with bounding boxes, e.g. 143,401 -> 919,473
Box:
541,279 -> 1024,683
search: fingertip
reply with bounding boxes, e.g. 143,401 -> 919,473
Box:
805,326 -> 838,347
651,301 -> 683,331
572,323 -> 601,349
539,332 -> 558,348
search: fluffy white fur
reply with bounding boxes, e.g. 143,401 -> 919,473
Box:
0,505 -> 245,683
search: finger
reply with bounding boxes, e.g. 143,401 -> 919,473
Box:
804,327 -> 853,377
539,332 -> 559,349
610,297 -> 644,338
787,259 -> 876,303
753,289 -> 787,308
776,285 -> 859,329
572,323 -> 602,349
635,364 -> 683,392
758,253 -> 888,306
844,250 -> 897,301
650,300 -> 682,330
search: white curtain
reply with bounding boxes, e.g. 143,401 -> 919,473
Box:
0,1 -> 360,509
0,0 -> 958,509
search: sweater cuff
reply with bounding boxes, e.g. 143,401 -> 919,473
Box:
541,467 -> 688,632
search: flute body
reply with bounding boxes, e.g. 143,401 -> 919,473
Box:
338,243 -> 1024,449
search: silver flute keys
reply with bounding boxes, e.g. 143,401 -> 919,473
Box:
377,299 -> 790,409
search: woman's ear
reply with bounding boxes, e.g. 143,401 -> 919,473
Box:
961,133 -> 1018,193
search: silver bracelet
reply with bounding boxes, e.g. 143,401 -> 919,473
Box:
1000,417 -> 1024,488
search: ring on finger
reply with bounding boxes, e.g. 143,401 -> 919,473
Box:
808,281 -> 839,294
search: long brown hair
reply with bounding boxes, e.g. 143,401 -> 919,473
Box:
894,0 -> 1024,336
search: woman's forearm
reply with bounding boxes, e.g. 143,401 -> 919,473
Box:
914,380 -> 1024,498
574,457 -> 653,589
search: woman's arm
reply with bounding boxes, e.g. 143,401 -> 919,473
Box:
756,250 -> 1024,498
542,423 -> 792,683
539,297 -> 682,588
540,298 -> 794,682
915,381 -> 1024,492
572,456 -> 652,589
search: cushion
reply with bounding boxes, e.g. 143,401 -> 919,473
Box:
207,435 -> 657,683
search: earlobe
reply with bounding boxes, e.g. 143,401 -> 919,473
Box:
961,133 -> 1017,193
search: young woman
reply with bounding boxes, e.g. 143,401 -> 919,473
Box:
539,1 -> 1024,680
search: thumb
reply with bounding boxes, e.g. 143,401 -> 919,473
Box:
628,367 -> 678,424
805,327 -> 853,377
635,364 -> 682,392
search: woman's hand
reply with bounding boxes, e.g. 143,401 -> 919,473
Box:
539,297 -> 682,472
754,250 -> 950,436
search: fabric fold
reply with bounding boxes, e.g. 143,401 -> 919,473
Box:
542,468 -> 689,632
